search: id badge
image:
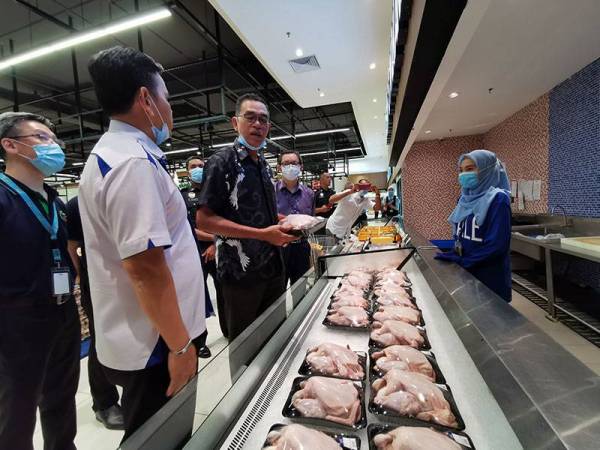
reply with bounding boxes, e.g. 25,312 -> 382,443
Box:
51,267 -> 71,296
454,239 -> 463,256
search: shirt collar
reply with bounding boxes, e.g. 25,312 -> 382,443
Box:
108,119 -> 165,159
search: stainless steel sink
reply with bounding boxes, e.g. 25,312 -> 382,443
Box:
511,226 -> 569,261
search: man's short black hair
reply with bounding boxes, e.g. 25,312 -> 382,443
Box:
0,112 -> 54,156
88,46 -> 164,116
278,149 -> 302,165
185,155 -> 203,170
358,178 -> 369,184
235,93 -> 268,116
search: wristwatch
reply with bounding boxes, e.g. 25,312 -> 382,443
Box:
173,338 -> 193,356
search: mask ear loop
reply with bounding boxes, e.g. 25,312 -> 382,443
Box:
142,93 -> 166,129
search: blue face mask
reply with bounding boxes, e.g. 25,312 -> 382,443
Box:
19,142 -> 65,177
144,96 -> 170,145
458,171 -> 478,189
190,167 -> 203,183
237,134 -> 266,151
281,164 -> 301,181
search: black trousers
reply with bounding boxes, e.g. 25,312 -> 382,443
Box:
103,360 -> 173,444
283,240 -> 311,286
202,258 -> 227,339
80,265 -> 120,412
0,299 -> 80,450
221,273 -> 286,341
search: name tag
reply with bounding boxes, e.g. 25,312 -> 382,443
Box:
51,267 -> 71,296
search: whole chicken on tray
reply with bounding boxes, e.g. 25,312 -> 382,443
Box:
373,426 -> 462,450
305,343 -> 364,380
375,294 -> 417,309
371,320 -> 425,348
264,424 -> 342,450
373,305 -> 421,325
290,376 -> 362,426
329,295 -> 369,310
372,345 -> 435,381
372,369 -> 458,428
326,306 -> 370,327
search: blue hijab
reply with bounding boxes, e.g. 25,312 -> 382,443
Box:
448,149 -> 510,227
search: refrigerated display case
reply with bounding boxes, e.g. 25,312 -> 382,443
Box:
123,230 -> 600,450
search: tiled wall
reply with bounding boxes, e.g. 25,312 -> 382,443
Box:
483,94 -> 550,215
402,135 -> 483,239
549,58 -> 600,217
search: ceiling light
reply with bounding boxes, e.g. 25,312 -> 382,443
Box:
295,48 -> 303,57
301,147 -> 361,157
374,115 -> 378,119
164,146 -> 199,155
369,62 -> 376,70
319,92 -> 325,97
372,98 -> 377,103
0,7 -> 172,71
295,128 -> 350,138
449,92 -> 459,99
72,162 -> 85,166
425,130 -> 431,134
166,142 -> 171,147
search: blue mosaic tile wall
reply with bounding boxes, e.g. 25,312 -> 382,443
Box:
549,58 -> 600,293
549,58 -> 600,217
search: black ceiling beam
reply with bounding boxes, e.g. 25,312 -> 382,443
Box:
389,0 -> 467,168
14,0 -> 77,32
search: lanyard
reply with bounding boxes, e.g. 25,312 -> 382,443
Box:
0,173 -> 61,264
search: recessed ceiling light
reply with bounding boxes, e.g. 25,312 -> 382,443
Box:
374,115 -> 378,119
166,142 -> 171,147
369,62 -> 376,70
372,98 -> 377,103
319,91 -> 325,97
295,48 -> 303,57
425,130 -> 431,134
449,92 -> 459,99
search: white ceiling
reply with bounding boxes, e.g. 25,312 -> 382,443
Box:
208,0 -> 393,174
414,0 -> 600,142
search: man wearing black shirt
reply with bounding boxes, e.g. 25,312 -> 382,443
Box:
181,155 -> 222,347
314,172 -> 336,218
197,93 -> 298,340
0,112 -> 80,450
66,196 -> 124,429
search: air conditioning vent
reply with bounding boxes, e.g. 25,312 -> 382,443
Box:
289,55 -> 320,73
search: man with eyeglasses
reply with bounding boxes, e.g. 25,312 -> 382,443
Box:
197,93 -> 298,341
275,149 -> 314,285
0,112 -> 80,450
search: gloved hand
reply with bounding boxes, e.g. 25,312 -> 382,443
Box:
434,252 -> 460,262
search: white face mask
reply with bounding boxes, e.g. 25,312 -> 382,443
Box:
281,164 -> 301,181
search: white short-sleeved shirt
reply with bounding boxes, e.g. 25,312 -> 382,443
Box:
79,120 -> 205,371
326,192 -> 374,239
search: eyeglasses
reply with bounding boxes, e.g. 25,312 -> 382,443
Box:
7,132 -> 65,148
238,113 -> 270,125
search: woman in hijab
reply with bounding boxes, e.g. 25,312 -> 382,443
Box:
435,149 -> 512,302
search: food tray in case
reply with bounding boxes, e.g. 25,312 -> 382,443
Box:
368,324 -> 431,351
367,421 -> 475,449
323,309 -> 373,330
262,423 -> 361,450
370,305 -> 425,328
299,350 -> 368,382
368,381 -> 465,430
282,376 -> 368,430
368,348 -> 446,384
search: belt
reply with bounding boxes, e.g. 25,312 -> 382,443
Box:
0,294 -> 72,308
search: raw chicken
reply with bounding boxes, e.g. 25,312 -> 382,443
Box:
372,370 -> 458,428
305,343 -> 364,380
372,345 -> 435,381
334,284 -> 366,296
265,424 -> 341,450
376,294 -> 416,309
281,214 -> 324,230
374,284 -> 410,298
376,269 -> 410,284
327,306 -> 370,327
371,320 -> 424,348
345,274 -> 372,289
330,295 -> 370,309
373,305 -> 421,325
291,377 -> 362,426
373,426 -> 461,450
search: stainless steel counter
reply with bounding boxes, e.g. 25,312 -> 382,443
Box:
407,226 -> 600,450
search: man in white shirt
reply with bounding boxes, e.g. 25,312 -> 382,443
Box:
326,179 -> 382,239
79,46 -> 204,442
